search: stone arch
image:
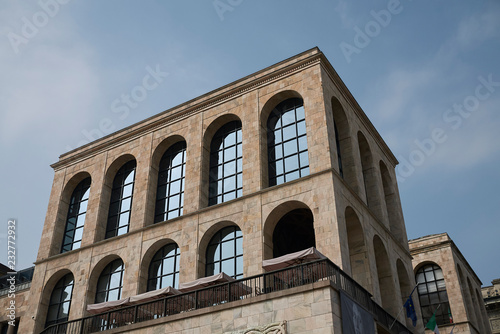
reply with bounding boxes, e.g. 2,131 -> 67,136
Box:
379,161 -> 404,242
146,135 -> 187,226
357,132 -> 383,221
259,90 -> 305,188
262,200 -> 314,261
396,259 -> 413,328
467,276 -> 482,331
345,206 -> 372,293
457,264 -> 475,325
36,269 -> 75,333
197,220 -> 243,278
86,255 -> 125,307
139,238 -> 180,294
373,235 -> 398,316
200,114 -> 242,208
331,96 -> 358,191
51,171 -> 92,256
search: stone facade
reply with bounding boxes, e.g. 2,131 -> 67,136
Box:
409,233 -> 492,334
13,48 -> 424,333
482,279 -> 500,333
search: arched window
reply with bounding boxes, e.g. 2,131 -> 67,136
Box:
106,160 -> 136,239
416,264 -> 451,325
147,243 -> 180,291
61,177 -> 91,253
208,121 -> 243,206
267,98 -> 309,186
206,226 -> 243,279
95,259 -> 125,303
45,274 -> 74,328
155,142 -> 186,223
334,120 -> 343,178
272,208 -> 315,258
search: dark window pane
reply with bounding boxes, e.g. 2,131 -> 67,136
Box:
61,177 -> 91,253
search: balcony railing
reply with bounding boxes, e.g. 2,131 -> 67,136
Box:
40,259 -> 412,334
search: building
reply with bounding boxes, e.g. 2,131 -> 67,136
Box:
4,47 -> 488,334
482,278 -> 500,333
409,233 -> 491,334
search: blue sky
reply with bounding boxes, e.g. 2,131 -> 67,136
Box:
1,1 -> 499,285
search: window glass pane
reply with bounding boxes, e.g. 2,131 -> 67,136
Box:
221,241 -> 234,260
295,106 -> 305,120
170,180 -> 181,195
236,256 -> 243,277
224,176 -> 236,192
283,140 -> 297,157
299,152 -> 309,167
225,160 -> 236,175
107,289 -> 120,302
425,271 -> 435,281
221,259 -> 235,277
171,166 -> 182,180
118,212 -> 130,227
284,155 -> 299,171
285,170 -> 300,182
76,213 -> 86,228
122,184 -> 133,198
79,200 -> 88,214
281,110 -> 295,126
124,170 -> 135,185
297,120 -> 306,136
298,136 -> 308,152
274,129 -> 282,143
121,197 -> 131,211
282,124 -> 297,142
73,228 -> 83,242
224,147 -> 236,161
163,257 -> 175,275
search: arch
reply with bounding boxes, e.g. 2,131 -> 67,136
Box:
139,238 -> 180,294
147,243 -> 180,291
86,255 -> 124,306
145,135 -> 187,226
396,259 -> 413,328
198,221 -> 242,278
373,235 -> 398,315
259,91 -> 307,189
345,207 -> 372,293
379,161 -> 403,242
61,176 -> 91,253
467,277 -> 482,331
105,158 -> 137,239
38,269 -> 74,332
272,208 -> 315,258
204,225 -> 243,279
45,273 -> 74,328
358,132 -> 383,221
200,114 -> 242,208
154,140 -> 187,223
266,97 -> 309,187
51,171 -> 92,256
331,97 -> 357,191
262,201 -> 312,261
208,120 -> 243,206
457,264 -> 475,325
415,262 -> 451,326
95,258 -> 125,303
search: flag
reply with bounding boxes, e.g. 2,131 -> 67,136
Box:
425,312 -> 440,334
448,307 -> 453,323
403,295 -> 417,327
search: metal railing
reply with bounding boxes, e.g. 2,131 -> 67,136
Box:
0,266 -> 35,296
41,259 -> 412,334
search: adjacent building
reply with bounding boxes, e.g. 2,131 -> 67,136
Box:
482,278 -> 500,333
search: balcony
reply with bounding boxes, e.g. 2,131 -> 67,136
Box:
0,266 -> 34,297
41,259 -> 412,334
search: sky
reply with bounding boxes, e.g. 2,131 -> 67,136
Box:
0,1 -> 499,286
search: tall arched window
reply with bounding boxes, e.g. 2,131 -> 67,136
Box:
267,98 -> 309,186
61,178 -> 91,253
95,259 -> 125,303
155,142 -> 186,223
206,226 -> 243,279
148,243 -> 180,291
416,264 -> 451,325
45,274 -> 74,328
106,160 -> 136,239
334,120 -> 343,178
209,121 -> 243,206
272,208 -> 315,258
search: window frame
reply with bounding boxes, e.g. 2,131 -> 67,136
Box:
415,264 -> 452,326
61,177 -> 91,253
208,121 -> 243,206
95,259 -> 125,303
154,142 -> 187,223
106,160 -> 136,239
45,274 -> 74,328
147,243 -> 181,291
267,98 -> 309,186
205,226 -> 243,279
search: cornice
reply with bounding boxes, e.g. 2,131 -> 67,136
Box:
52,48 -> 323,170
